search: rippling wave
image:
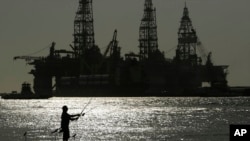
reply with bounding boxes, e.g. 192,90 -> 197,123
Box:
0,97 -> 250,141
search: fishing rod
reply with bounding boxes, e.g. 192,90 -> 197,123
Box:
80,98 -> 93,115
75,97 -> 93,121
73,98 -> 94,140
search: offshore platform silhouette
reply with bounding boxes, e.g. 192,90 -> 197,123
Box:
10,0 -> 236,98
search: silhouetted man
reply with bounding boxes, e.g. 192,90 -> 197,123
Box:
60,105 -> 84,141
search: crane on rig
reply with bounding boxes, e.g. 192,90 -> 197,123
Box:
13,42 -> 76,64
13,42 -> 56,64
103,29 -> 119,58
13,56 -> 43,64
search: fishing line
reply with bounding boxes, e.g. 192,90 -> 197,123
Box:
84,105 -> 99,114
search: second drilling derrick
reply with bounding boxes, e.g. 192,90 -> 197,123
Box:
139,0 -> 158,60
73,0 -> 95,57
73,0 -> 103,75
175,4 -> 200,65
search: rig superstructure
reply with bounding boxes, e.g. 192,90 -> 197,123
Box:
12,0 -> 230,97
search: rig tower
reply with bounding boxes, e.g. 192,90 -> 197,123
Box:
175,3 -> 200,65
73,0 -> 95,57
139,0 -> 158,60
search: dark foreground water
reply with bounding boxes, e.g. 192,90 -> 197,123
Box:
0,97 -> 250,141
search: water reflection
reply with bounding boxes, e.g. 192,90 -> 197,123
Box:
0,97 -> 250,141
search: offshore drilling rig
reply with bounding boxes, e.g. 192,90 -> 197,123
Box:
12,0 -> 228,97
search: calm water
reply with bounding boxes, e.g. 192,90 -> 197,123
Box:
0,97 -> 250,141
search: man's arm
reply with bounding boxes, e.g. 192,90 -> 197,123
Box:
70,114 -> 80,121
70,114 -> 80,118
70,113 -> 85,121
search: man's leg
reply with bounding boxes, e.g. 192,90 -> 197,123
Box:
63,129 -> 70,141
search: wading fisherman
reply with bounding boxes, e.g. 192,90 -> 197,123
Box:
60,105 -> 85,141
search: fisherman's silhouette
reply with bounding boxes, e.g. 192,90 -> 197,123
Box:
60,105 -> 85,141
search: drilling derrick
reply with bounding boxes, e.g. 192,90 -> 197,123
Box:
175,4 -> 200,65
139,0 -> 158,60
73,0 -> 95,57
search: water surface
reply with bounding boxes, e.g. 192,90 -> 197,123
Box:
0,97 -> 250,141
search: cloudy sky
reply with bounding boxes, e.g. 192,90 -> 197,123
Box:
0,0 -> 249,93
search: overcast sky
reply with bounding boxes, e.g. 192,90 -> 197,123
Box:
0,0 -> 250,93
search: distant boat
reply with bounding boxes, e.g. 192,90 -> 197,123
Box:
2,82 -> 50,99
2,94 -> 48,99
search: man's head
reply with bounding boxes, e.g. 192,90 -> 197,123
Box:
62,105 -> 68,112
